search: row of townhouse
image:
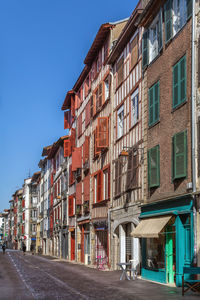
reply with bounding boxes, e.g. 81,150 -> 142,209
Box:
4,0 -> 200,287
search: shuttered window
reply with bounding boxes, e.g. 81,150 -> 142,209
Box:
70,128 -> 76,152
126,149 -> 138,190
85,100 -> 91,127
83,136 -> 90,165
64,139 -> 71,157
76,182 -> 82,205
96,117 -> 109,148
68,195 -> 74,217
148,145 -> 160,188
84,174 -> 90,202
115,159 -> 122,196
117,56 -> 124,87
72,147 -> 82,172
77,113 -> 82,138
142,30 -> 149,69
173,55 -> 186,109
94,128 -> 101,158
64,110 -> 71,129
71,96 -> 75,117
95,83 -> 103,113
172,131 -> 187,180
149,81 -> 160,126
130,35 -> 138,69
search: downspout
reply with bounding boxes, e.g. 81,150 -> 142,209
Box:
191,0 -> 197,265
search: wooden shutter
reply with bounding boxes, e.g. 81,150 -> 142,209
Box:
173,56 -> 186,108
72,147 -> 82,171
108,166 -> 110,199
77,113 -> 82,138
84,174 -> 90,202
164,0 -> 172,44
142,30 -> 149,69
71,96 -> 75,117
83,136 -> 90,164
130,35 -> 138,68
70,128 -> 76,151
75,94 -> 79,110
126,149 -> 138,190
173,63 -> 179,108
85,100 -> 91,127
90,96 -> 93,118
96,117 -> 109,148
68,195 -> 74,217
64,111 -> 71,129
148,86 -> 154,126
94,128 -> 101,157
76,182 -> 82,205
173,131 -> 187,179
180,56 -> 186,104
148,145 -> 160,188
64,139 -> 71,157
154,82 -> 160,123
97,171 -> 102,202
117,56 -> 124,86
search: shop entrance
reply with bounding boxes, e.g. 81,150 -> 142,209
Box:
166,226 -> 176,284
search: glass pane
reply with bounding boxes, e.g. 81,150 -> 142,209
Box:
146,235 -> 165,270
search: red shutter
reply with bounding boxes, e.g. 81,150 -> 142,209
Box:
70,128 -> 76,152
97,117 -> 109,148
72,147 -> 82,171
85,100 -> 91,127
77,113 -> 82,138
90,96 -> 93,118
84,174 -> 90,202
64,139 -> 71,157
64,111 -> 71,129
68,195 -> 74,217
83,136 -> 90,164
94,128 -> 101,157
76,182 -> 82,205
71,95 -> 75,117
108,166 -> 110,199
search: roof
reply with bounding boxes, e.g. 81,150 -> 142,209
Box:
84,23 -> 114,65
32,171 -> 41,183
107,6 -> 143,65
61,90 -> 75,111
42,145 -> 52,157
47,135 -> 69,159
73,65 -> 90,93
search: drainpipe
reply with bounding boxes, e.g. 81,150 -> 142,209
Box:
191,0 -> 197,265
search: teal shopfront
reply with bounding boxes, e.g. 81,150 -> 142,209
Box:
131,197 -> 194,286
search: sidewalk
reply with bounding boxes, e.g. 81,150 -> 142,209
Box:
31,253 -> 199,299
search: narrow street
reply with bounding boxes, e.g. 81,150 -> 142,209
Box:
0,250 -> 198,300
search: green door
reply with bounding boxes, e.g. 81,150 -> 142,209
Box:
166,227 -> 175,284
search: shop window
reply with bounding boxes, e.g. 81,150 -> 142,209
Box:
148,145 -> 160,188
117,105 -> 124,139
145,235 -> 165,270
173,55 -> 186,109
172,130 -> 187,180
131,88 -> 139,127
149,81 -> 160,126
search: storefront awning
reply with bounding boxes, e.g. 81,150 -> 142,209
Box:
130,215 -> 172,238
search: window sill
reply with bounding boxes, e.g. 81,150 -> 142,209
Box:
171,100 -> 187,113
148,120 -> 160,129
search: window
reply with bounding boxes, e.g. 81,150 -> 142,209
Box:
103,167 -> 110,200
126,148 -> 138,190
172,130 -> 187,180
148,81 -> 160,126
68,195 -> 74,217
93,171 -> 102,203
96,117 -> 109,149
148,145 -> 160,188
131,88 -> 139,127
94,175 -> 97,204
117,105 -> 124,139
104,76 -> 110,101
117,56 -> 124,87
149,12 -> 162,63
142,11 -> 162,68
164,0 -> 192,44
173,55 -> 186,109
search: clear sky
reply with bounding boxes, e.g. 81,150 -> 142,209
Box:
0,0 -> 137,211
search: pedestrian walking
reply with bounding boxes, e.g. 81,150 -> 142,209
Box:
22,243 -> 26,255
2,243 -> 6,254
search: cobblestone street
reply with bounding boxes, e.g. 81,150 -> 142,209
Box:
0,250 -> 198,300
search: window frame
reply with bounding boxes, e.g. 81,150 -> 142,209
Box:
131,88 -> 139,128
117,105 -> 124,140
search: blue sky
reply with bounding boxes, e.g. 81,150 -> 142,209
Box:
0,0 -> 137,211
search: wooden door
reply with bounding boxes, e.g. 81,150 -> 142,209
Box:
71,232 -> 75,260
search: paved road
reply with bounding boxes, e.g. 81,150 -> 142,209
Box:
0,249 -> 199,300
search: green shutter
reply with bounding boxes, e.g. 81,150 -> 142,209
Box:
142,30 -> 149,69
158,9 -> 163,52
148,81 -> 160,126
148,86 -> 154,126
173,131 -> 187,179
173,55 -> 186,109
148,145 -> 160,188
154,82 -> 160,123
164,0 -> 172,44
187,0 -> 192,19
180,56 -> 186,103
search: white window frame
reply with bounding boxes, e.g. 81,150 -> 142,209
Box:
149,13 -> 160,63
117,105 -> 124,139
131,88 -> 139,127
